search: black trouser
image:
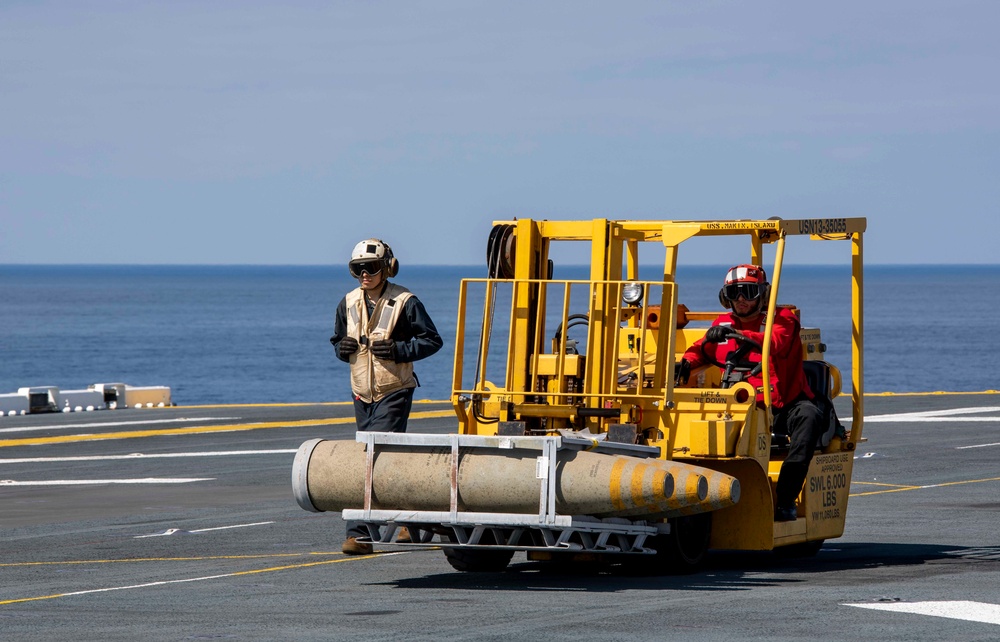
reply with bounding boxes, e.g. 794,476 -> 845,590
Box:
772,395 -> 825,510
346,387 -> 414,539
352,386 -> 414,433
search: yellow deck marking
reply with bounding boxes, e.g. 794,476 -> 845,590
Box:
185,392 -> 1000,406
177,399 -> 449,408
0,551 -> 410,606
0,554 -> 307,568
864,390 -> 999,397
0,409 -> 455,448
851,481 -> 917,489
850,476 -> 1000,497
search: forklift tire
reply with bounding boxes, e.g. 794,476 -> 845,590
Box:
626,513 -> 712,575
442,532 -> 514,573
660,512 -> 712,573
443,547 -> 514,573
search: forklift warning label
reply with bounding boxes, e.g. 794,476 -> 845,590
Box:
808,452 -> 852,521
800,330 -> 821,342
693,392 -> 728,404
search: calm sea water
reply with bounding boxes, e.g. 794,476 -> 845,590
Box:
1,264 -> 998,405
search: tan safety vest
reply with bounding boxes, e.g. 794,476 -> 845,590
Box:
345,282 -> 416,403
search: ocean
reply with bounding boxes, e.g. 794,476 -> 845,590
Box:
1,264 -> 998,405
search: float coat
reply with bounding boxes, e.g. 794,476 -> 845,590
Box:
293,438 -> 730,519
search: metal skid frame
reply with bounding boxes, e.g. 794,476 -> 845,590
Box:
344,431 -> 669,555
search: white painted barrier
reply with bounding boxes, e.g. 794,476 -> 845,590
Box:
89,383 -> 126,409
0,383 -> 172,415
123,385 -> 172,408
18,386 -> 60,413
0,393 -> 29,416
59,389 -> 106,412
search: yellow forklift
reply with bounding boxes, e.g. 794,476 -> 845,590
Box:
293,217 -> 867,573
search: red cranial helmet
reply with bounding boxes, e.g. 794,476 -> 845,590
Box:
718,264 -> 769,317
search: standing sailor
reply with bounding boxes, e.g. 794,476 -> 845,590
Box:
330,238 -> 443,554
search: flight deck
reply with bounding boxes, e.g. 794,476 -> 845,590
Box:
2,394 -> 999,640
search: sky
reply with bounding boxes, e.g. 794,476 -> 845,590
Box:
1,1 -> 998,266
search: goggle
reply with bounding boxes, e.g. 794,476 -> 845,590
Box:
349,260 -> 383,278
724,282 -> 763,300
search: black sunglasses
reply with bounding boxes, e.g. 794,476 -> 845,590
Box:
724,283 -> 763,300
349,260 -> 383,278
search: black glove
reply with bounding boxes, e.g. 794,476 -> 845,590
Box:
337,336 -> 359,359
705,325 -> 733,343
675,358 -> 691,386
370,339 -> 397,361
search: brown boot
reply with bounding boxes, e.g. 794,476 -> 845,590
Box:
342,537 -> 373,555
395,526 -> 412,543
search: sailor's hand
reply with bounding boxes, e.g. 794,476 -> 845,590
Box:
337,336 -> 359,358
705,325 -> 733,343
370,339 -> 397,361
675,358 -> 691,386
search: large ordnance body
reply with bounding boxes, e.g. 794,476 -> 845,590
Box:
293,437 -> 739,520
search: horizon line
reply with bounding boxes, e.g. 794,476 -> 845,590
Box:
2,262 -> 999,268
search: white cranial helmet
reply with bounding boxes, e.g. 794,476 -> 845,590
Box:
349,238 -> 398,278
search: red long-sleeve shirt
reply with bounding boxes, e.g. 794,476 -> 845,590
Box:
683,307 -> 812,409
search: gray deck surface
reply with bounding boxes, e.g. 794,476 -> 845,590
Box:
3,394 -> 999,641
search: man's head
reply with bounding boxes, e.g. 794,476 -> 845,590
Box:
718,264 -> 769,318
349,238 -> 398,290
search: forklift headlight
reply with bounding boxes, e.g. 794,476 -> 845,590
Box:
622,282 -> 644,306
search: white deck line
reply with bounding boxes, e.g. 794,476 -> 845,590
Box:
844,600 -> 1000,626
0,449 -> 296,464
0,417 -> 239,435
0,478 -> 214,485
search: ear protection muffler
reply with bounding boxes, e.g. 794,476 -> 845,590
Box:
381,241 -> 399,277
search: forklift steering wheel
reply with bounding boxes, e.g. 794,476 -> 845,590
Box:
700,329 -> 764,383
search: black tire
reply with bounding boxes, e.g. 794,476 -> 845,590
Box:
628,513 -> 712,575
442,531 -> 514,573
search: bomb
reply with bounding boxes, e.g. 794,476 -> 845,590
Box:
293,438 -> 738,519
